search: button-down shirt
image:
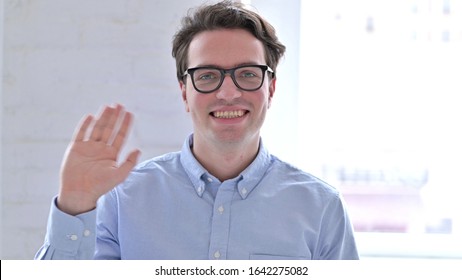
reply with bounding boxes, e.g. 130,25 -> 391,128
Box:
35,135 -> 359,260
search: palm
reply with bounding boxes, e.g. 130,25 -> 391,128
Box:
63,141 -> 125,195
58,105 -> 140,215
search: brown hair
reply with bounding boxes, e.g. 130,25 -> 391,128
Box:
172,0 -> 286,81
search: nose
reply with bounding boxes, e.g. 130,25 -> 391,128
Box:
215,75 -> 242,101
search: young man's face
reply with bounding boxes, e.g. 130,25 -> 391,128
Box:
181,28 -> 276,146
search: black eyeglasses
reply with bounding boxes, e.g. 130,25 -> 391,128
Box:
183,65 -> 274,94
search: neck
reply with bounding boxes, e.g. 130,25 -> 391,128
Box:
192,134 -> 260,182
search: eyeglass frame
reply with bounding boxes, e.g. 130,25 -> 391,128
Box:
182,64 -> 274,94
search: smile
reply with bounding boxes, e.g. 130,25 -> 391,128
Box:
212,110 -> 247,119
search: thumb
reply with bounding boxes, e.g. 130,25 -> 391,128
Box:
114,149 -> 141,184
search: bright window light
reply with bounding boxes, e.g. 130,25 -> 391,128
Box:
298,0 -> 462,258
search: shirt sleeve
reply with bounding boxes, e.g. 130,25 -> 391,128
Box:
315,193 -> 360,260
34,196 -> 97,260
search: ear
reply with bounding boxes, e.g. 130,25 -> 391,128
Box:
267,77 -> 276,109
180,81 -> 190,113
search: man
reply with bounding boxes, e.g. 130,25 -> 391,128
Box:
35,0 -> 359,260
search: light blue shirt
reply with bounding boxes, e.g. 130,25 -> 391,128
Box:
35,135 -> 359,260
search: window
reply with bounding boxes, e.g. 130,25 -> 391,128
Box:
297,0 -> 462,258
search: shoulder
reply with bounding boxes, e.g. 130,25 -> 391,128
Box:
132,151 -> 182,173
115,151 -> 184,189
268,155 -> 340,199
109,151 -> 185,197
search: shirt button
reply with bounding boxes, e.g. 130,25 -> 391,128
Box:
241,188 -> 248,195
207,177 -> 213,183
214,251 -> 221,259
83,230 -> 91,237
69,234 -> 78,241
218,205 -> 224,214
197,186 -> 204,194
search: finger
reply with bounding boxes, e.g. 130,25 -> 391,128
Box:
113,149 -> 141,184
72,114 -> 94,142
100,105 -> 124,143
111,111 -> 133,151
89,105 -> 116,141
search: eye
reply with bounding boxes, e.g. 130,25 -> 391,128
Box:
236,67 -> 261,79
194,69 -> 220,83
198,73 -> 217,80
241,71 -> 257,78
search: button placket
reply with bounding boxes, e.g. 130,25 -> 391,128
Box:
213,250 -> 221,259
208,181 -> 235,260
217,205 -> 224,214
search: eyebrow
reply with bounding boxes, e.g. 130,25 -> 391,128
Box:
191,62 -> 264,69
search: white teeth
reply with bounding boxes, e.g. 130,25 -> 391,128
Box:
213,110 -> 246,119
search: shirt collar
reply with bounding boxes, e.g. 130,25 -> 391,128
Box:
180,134 -> 272,199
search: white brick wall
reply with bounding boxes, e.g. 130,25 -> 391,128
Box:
1,0 -> 300,259
1,0 -> 206,259
1,0 -> 5,260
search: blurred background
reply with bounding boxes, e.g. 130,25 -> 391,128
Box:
296,0 -> 462,259
1,0 -> 461,259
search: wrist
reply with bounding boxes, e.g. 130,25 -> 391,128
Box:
57,191 -> 98,216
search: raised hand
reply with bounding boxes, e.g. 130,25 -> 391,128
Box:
57,104 -> 141,215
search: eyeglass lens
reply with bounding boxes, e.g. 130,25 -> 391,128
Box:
192,66 -> 266,93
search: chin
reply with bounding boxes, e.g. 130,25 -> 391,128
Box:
213,130 -> 259,145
